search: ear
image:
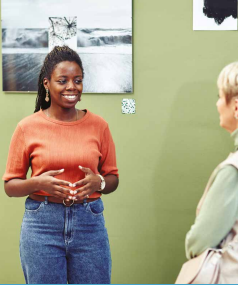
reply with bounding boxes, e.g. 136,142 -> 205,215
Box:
234,98 -> 238,118
235,98 -> 238,109
43,78 -> 49,90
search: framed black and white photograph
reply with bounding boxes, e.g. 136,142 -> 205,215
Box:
193,0 -> 237,30
1,0 -> 133,93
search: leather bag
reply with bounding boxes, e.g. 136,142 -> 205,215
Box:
175,249 -> 222,284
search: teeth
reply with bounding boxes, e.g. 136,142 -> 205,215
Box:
64,96 -> 76,99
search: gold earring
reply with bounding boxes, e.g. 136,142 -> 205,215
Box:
45,89 -> 50,102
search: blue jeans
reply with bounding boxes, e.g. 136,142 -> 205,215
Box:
20,197 -> 111,284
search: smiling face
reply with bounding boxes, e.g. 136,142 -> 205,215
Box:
216,89 -> 238,133
43,61 -> 83,109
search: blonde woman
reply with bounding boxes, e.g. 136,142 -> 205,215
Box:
184,62 -> 238,282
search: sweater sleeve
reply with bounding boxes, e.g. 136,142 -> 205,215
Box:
185,165 -> 238,259
98,125 -> 119,177
2,124 -> 30,181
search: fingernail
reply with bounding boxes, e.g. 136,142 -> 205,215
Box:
72,183 -> 76,187
69,183 -> 73,187
74,190 -> 77,195
79,166 -> 82,169
69,196 -> 72,199
70,190 -> 74,195
66,199 -> 69,202
72,197 -> 76,200
60,169 -> 64,172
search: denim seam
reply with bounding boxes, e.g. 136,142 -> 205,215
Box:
19,213 -> 28,283
25,201 -> 44,213
86,202 -> 104,217
64,207 -> 69,244
19,219 -> 24,267
67,205 -> 75,244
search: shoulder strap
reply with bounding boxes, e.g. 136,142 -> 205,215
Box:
196,152 -> 238,216
220,152 -> 238,169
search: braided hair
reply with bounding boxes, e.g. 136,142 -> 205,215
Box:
34,46 -> 84,113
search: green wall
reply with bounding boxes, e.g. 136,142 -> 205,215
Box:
0,0 -> 237,283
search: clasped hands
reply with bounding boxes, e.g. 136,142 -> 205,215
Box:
38,165 -> 101,201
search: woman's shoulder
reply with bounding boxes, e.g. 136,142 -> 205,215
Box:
87,110 -> 109,127
219,164 -> 238,174
222,152 -> 238,170
17,110 -> 43,129
216,165 -> 238,188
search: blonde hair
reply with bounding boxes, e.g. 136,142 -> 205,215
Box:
217,62 -> 238,103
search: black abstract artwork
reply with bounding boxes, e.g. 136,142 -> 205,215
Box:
203,0 -> 237,25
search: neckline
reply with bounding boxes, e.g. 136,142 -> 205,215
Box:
39,108 -> 89,126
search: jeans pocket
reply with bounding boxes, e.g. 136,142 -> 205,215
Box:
86,199 -> 104,216
25,197 -> 44,212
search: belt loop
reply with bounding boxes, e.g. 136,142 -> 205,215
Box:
44,196 -> 48,205
83,198 -> 87,206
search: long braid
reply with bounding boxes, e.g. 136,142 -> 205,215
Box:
34,46 -> 84,113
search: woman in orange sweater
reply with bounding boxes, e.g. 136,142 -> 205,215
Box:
3,46 -> 119,284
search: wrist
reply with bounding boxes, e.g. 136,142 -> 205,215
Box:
96,174 -> 106,192
30,176 -> 41,192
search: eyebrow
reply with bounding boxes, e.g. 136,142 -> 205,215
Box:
56,75 -> 83,78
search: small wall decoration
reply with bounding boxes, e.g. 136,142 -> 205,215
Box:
122,99 -> 136,114
1,0 -> 132,93
193,0 -> 237,30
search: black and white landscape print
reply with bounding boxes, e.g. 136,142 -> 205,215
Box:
1,0 -> 132,93
193,0 -> 237,30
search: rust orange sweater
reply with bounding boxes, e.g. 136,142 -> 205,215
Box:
2,109 -> 118,198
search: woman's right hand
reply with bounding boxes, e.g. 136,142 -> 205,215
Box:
37,169 -> 72,199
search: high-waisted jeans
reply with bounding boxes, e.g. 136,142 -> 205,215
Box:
20,197 -> 111,284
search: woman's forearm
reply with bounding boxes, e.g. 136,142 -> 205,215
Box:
4,174 -> 119,198
101,175 -> 119,194
4,177 -> 41,198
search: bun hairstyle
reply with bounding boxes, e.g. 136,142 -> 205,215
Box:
35,46 -> 84,112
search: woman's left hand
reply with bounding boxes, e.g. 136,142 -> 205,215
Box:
71,166 -> 101,201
